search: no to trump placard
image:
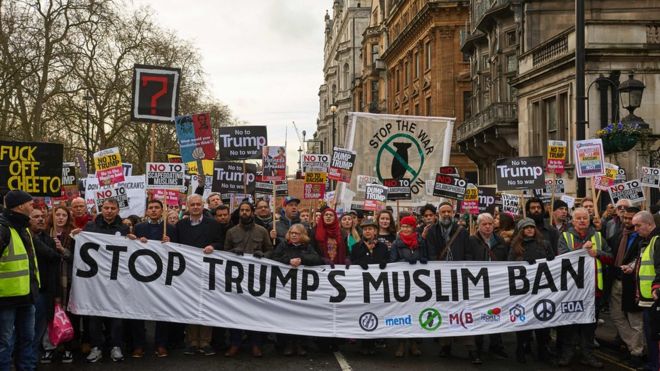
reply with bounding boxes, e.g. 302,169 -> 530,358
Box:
93,147 -> 124,186
546,140 -> 567,174
211,162 -> 256,194
0,141 -> 64,197
218,126 -> 267,160
70,232 -> 596,339
495,157 -> 545,191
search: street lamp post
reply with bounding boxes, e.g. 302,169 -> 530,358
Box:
83,94 -> 93,171
619,73 -> 647,128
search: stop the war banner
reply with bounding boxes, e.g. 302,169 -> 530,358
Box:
345,113 -> 453,199
70,232 -> 595,338
218,126 -> 267,160
0,141 -> 64,197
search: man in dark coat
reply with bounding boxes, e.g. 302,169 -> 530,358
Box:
525,197 -> 559,256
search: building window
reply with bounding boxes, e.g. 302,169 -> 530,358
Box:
395,68 -> 400,92
506,30 -> 517,47
371,44 -> 379,64
463,91 -> 471,120
414,103 -> 420,115
506,54 -> 517,73
462,52 -> 470,62
405,61 -> 410,85
425,41 -> 431,70
414,52 -> 420,79
343,63 -> 350,90
481,54 -> 489,71
531,92 -> 569,155
371,80 -> 378,104
426,96 -> 432,116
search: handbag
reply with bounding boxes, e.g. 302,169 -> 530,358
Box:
48,303 -> 74,346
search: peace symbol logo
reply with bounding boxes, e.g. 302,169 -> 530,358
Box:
359,312 -> 378,332
533,300 -> 556,322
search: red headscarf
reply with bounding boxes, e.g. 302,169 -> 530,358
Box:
315,208 -> 346,264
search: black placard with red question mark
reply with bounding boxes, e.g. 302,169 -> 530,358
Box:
131,64 -> 181,123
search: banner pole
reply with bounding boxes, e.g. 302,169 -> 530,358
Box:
550,173 -> 556,219
242,160 -> 247,195
162,203 -> 167,240
590,177 -> 600,217
272,182 -> 277,245
396,200 -> 400,220
196,159 -> 205,187
149,123 -> 156,162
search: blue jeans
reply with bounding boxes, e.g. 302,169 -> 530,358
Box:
644,308 -> 659,371
0,304 -> 36,371
33,292 -> 55,358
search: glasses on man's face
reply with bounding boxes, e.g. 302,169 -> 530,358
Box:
290,231 -> 300,236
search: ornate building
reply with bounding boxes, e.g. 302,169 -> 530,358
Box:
352,0 -> 477,182
316,1 -> 372,155
458,0 -> 520,184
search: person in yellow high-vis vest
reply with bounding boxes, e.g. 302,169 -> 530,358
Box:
631,211 -> 660,371
556,207 -> 612,369
0,190 -> 39,371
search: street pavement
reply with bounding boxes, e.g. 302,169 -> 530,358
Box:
37,316 -> 633,371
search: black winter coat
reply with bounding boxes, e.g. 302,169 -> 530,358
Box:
508,238 -> 554,262
610,229 -> 642,312
391,237 -> 427,263
423,222 -> 470,261
468,233 -> 509,261
83,214 -> 129,236
270,241 -> 323,266
350,240 -> 389,266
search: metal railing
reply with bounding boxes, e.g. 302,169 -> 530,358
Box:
532,35 -> 568,66
456,102 -> 517,142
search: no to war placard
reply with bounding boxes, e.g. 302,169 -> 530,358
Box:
0,141 -> 64,197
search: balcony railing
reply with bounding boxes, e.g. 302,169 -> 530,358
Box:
532,35 -> 568,66
456,102 -> 517,142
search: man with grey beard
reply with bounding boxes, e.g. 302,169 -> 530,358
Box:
422,201 -> 478,364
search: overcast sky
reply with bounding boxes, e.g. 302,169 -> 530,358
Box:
129,0 -> 328,172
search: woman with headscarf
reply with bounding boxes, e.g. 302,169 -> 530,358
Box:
313,208 -> 347,267
390,216 -> 427,357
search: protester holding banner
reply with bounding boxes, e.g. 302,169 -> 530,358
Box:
376,209 -> 397,251
551,200 -> 570,233
631,211 -> 660,371
270,224 -> 323,356
213,205 -> 233,250
525,198 -> 559,256
312,208 -> 347,268
424,202 -> 470,262
70,197 -> 92,229
72,198 -> 129,363
29,208 -> 65,364
172,194 -> 224,357
556,207 -> 611,368
509,217 -> 555,363
417,204 -> 437,235
126,199 -> 175,358
340,212 -> 360,254
608,206 -> 645,368
0,191 -> 41,371
390,216 -> 426,265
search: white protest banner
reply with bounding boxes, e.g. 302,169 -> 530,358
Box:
364,184 -> 388,211
574,139 -> 605,178
345,113 -> 453,199
70,232 -> 595,338
93,147 -> 124,185
146,162 -> 185,190
641,167 -> 660,188
608,180 -> 645,204
302,154 -> 330,173
560,195 -> 576,209
501,193 -> 520,215
84,175 -> 146,218
357,175 -> 380,192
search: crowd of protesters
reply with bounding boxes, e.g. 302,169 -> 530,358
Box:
1,188 -> 660,371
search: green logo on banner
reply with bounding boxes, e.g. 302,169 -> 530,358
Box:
375,133 -> 425,183
419,307 -> 442,331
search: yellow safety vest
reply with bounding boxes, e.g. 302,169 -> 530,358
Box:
638,235 -> 658,300
0,227 -> 40,297
562,231 -> 603,290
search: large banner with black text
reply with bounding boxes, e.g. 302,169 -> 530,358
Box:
69,232 -> 595,338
